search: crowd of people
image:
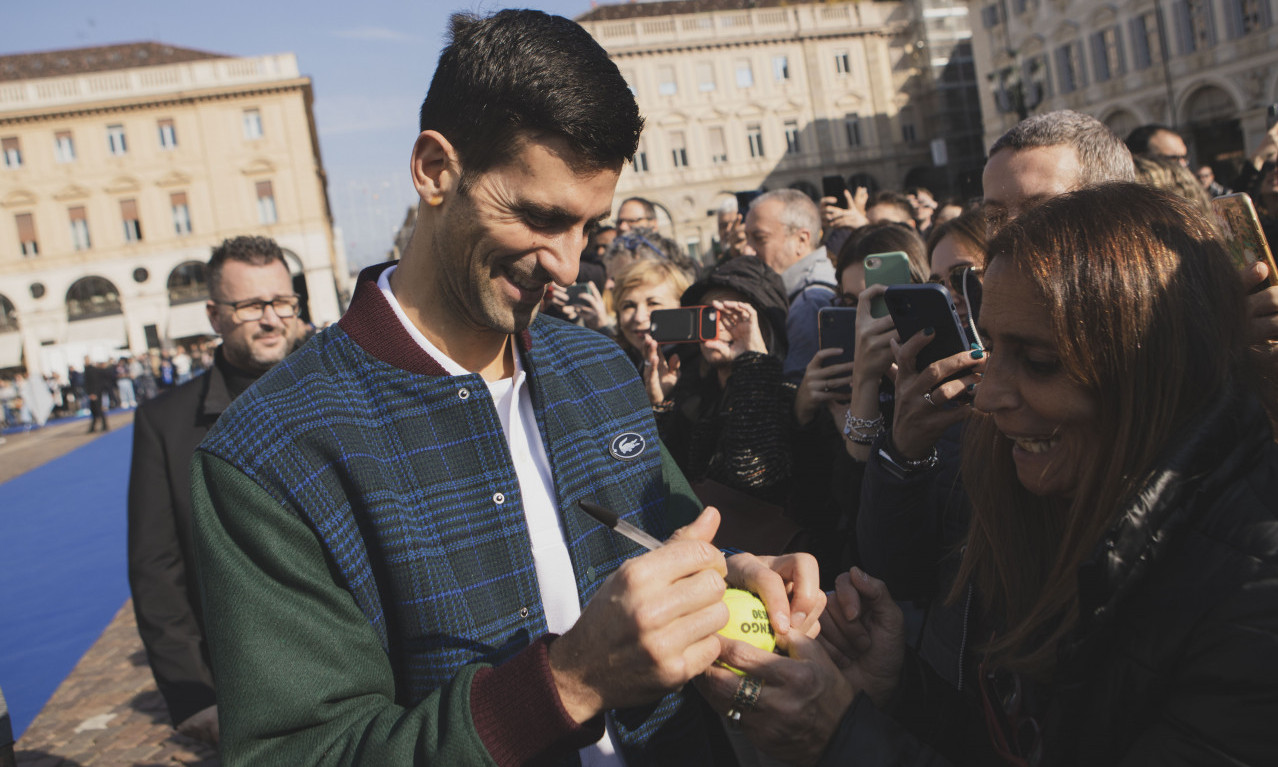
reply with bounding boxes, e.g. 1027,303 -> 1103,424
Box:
80,8 -> 1278,766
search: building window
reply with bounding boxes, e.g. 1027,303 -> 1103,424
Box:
107,124 -> 128,156
69,206 -> 91,251
167,261 -> 208,304
1175,0 -> 1217,53
772,55 -> 790,82
658,66 -> 678,96
1227,0 -> 1273,36
696,62 -> 717,92
54,131 -> 75,163
243,108 -> 264,140
171,191 -> 192,235
747,124 -> 765,158
902,122 -> 917,143
1128,12 -> 1162,69
256,180 -> 277,224
157,118 -> 178,150
845,113 -> 863,147
2,137 -> 22,168
709,126 -> 728,165
834,51 -> 851,75
669,131 -> 689,168
735,59 -> 754,88
633,143 -> 649,173
1055,41 -> 1088,94
981,3 -> 1002,27
15,213 -> 38,256
66,276 -> 122,320
120,199 -> 142,242
1091,26 -> 1126,82
784,120 -> 801,155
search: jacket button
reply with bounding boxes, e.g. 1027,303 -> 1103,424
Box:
458,387 -> 470,400
493,492 -> 505,505
586,566 -> 597,580
519,606 -> 530,618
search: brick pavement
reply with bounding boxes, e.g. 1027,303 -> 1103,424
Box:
15,603 -> 217,767
5,412 -> 221,765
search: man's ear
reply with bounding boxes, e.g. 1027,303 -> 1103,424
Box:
411,130 -> 461,204
206,301 -> 227,336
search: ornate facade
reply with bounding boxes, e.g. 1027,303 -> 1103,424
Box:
971,0 -> 1278,171
0,43 -> 348,376
577,0 -> 983,260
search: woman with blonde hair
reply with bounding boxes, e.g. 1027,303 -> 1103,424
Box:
610,258 -> 692,368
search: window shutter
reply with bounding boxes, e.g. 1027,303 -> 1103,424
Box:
170,191 -> 187,207
16,213 -> 35,241
120,199 -> 139,219
69,206 -> 86,222
256,180 -> 273,199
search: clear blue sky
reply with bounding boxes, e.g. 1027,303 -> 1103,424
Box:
5,0 -> 611,271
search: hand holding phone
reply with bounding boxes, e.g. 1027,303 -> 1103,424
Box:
884,284 -> 969,373
650,306 -> 719,344
865,252 -> 914,318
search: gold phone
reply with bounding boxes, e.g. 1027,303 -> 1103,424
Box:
1212,193 -> 1278,287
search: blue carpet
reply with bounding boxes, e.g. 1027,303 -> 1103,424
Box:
0,426 -> 133,739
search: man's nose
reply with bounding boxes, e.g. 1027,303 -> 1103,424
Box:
539,233 -> 584,286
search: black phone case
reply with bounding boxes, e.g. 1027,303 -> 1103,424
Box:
818,307 -> 857,394
650,306 -> 717,344
885,284 -> 969,371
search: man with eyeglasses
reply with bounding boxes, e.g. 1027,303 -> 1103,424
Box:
127,235 -> 303,748
615,196 -> 658,233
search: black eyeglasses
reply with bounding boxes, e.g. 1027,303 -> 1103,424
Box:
928,264 -> 983,294
213,295 -> 300,322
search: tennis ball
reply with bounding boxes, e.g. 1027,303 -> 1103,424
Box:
716,588 -> 776,675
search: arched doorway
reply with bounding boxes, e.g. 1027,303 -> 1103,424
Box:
280,249 -> 312,325
0,293 -> 20,371
1182,84 -> 1244,176
66,276 -> 122,320
1103,109 -> 1141,143
167,261 -> 208,305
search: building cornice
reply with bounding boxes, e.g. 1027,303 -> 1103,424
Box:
0,77 -> 312,125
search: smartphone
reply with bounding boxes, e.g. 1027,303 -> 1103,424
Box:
565,283 -> 593,305
864,251 -> 914,318
735,190 -> 762,217
818,307 -> 857,394
1211,193 -> 1278,288
885,284 -> 970,374
650,306 -> 719,344
822,175 -> 849,207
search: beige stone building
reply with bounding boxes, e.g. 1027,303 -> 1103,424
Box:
971,0 -> 1278,172
0,42 -> 348,377
576,0 -> 983,262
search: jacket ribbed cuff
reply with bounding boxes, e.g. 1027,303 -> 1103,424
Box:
470,634 -> 605,767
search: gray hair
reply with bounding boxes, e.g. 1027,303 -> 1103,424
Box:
989,110 -> 1135,186
751,188 -> 822,241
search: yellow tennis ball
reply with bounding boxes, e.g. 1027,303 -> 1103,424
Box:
716,588 -> 776,675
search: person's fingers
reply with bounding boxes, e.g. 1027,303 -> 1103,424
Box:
849,567 -> 904,635
667,505 -> 722,546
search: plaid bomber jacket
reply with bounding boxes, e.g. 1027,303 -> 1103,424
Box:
197,264 -> 717,765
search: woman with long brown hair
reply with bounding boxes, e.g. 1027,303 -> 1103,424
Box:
696,183 -> 1278,765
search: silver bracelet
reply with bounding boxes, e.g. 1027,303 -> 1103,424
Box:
844,411 -> 885,445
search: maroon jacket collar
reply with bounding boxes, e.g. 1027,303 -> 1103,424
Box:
338,262 -> 534,377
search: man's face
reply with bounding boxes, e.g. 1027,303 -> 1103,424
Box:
616,200 -> 655,233
982,145 -> 1082,231
1196,165 -> 1215,188
593,227 -> 617,256
745,198 -> 807,272
1149,130 -> 1189,166
433,135 -> 618,335
207,260 -> 298,374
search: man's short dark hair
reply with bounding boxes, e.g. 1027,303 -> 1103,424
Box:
867,191 -> 915,221
207,235 -> 287,299
620,197 -> 657,220
419,10 -> 643,187
1124,123 -> 1178,156
989,110 -> 1135,186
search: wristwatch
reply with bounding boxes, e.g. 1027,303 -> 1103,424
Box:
876,437 -> 939,480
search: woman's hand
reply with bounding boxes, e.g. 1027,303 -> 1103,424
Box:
817,567 -> 905,709
704,300 -> 768,363
694,632 -> 855,766
821,187 -> 870,232
574,282 -> 611,333
795,348 -> 855,426
852,285 -> 897,387
642,337 -> 680,407
727,552 -> 826,638
890,330 -> 986,460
